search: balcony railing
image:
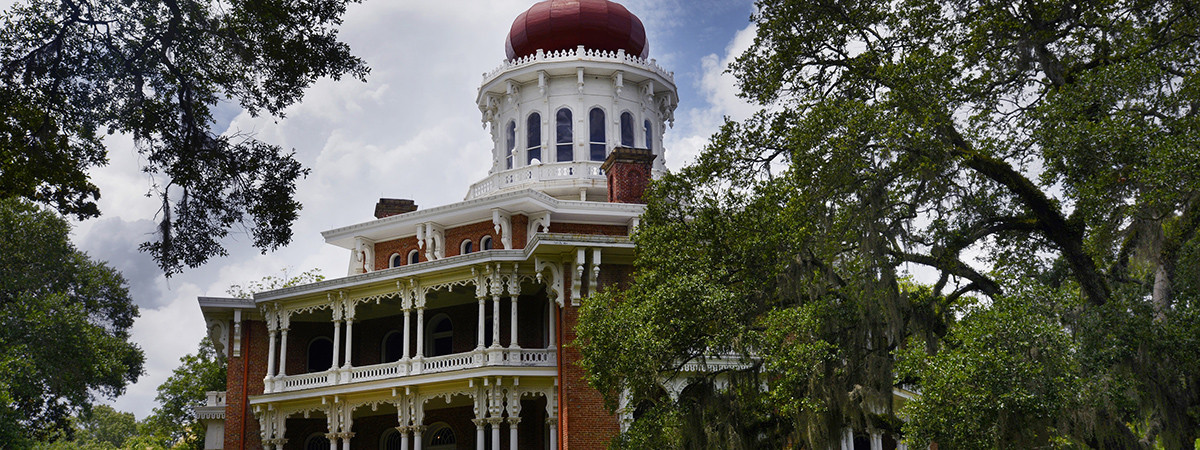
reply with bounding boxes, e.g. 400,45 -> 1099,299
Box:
466,161 -> 604,199
266,347 -> 556,394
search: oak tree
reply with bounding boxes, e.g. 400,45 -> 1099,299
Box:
578,0 -> 1200,448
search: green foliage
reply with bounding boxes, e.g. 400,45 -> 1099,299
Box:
225,267 -> 325,299
578,0 -> 1200,448
72,405 -> 137,448
0,0 -> 369,274
142,339 -> 226,449
0,198 -> 144,442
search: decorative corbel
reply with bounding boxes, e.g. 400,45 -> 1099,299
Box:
535,256 -> 565,308
330,293 -> 344,322
577,66 -> 585,94
232,309 -> 243,358
528,211 -> 551,243
538,70 -> 548,95
424,223 -> 445,260
572,248 -> 586,306
410,279 -> 426,309
506,264 -> 520,297
506,80 -> 520,103
492,209 -> 512,249
591,248 -> 602,294
612,70 -> 624,95
343,294 -> 356,322
278,307 -> 291,332
488,263 -> 504,298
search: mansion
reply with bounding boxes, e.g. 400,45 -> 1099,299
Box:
194,1 -> 909,449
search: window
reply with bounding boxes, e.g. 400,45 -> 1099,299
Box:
556,108 -> 573,162
526,112 -> 541,165
380,427 -> 403,450
427,423 -> 456,450
307,337 -> 333,372
306,433 -> 331,450
382,331 -> 405,362
644,119 -> 653,151
389,253 -> 403,268
481,236 -> 493,250
620,112 -> 634,147
505,120 -> 516,169
461,239 -> 473,255
408,249 -> 420,265
589,107 -> 606,161
426,315 -> 453,356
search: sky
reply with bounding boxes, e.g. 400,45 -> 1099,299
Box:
10,0 -> 763,418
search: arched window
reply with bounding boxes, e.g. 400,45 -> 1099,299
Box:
307,337 -> 333,373
380,427 -> 403,450
408,249 -> 420,265
427,423 -> 456,450
505,120 -> 516,170
644,119 -> 653,151
589,107 -> 606,161
306,433 -> 331,450
460,239 -> 473,255
556,108 -> 573,162
526,112 -> 542,165
389,253 -> 403,268
481,236 -> 493,250
382,331 -> 405,362
426,315 -> 453,356
620,112 -> 634,147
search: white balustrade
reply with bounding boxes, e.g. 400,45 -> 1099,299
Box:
276,370 -> 335,391
270,348 -> 557,393
421,352 -> 476,372
482,46 -> 674,86
468,161 -> 606,199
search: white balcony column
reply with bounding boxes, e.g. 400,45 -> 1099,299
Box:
415,306 -> 426,359
871,432 -> 883,450
476,294 -> 486,349
331,319 -> 342,370
402,306 -> 412,360
277,328 -> 289,377
341,432 -> 354,450
265,328 -> 278,378
396,427 -> 410,450
472,419 -> 486,450
548,417 -> 558,450
412,426 -> 426,450
491,295 -> 501,348
547,302 -> 556,349
508,417 -> 520,450
325,433 -> 338,450
488,417 -> 503,450
343,318 -> 355,368
508,294 -> 519,349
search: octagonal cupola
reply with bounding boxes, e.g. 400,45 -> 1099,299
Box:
468,0 -> 678,201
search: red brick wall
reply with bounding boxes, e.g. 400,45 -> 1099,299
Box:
512,215 -> 529,248
547,222 -> 628,237
443,220 -> 501,258
225,320 -> 267,450
557,264 -> 632,450
605,159 -> 652,204
374,236 -> 421,270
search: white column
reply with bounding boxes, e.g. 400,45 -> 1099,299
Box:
473,419 -> 486,450
476,295 -> 486,349
548,418 -> 558,450
343,319 -> 354,368
341,432 -> 353,450
871,432 -> 883,450
266,329 -> 278,378
508,417 -> 520,450
397,427 -> 410,450
331,320 -> 342,370
509,294 -> 519,349
415,307 -> 425,358
488,417 -> 503,450
326,433 -> 338,450
491,295 -> 501,348
413,426 -> 425,450
278,328 -> 289,377
403,307 -> 412,360
547,302 -> 556,349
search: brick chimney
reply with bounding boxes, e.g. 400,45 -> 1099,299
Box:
601,147 -> 656,204
374,198 -> 418,219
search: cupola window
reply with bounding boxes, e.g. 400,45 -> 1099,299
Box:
556,108 -> 573,162
481,236 -> 493,250
505,120 -> 516,170
527,113 -> 542,165
620,112 -> 634,147
589,107 -> 606,161
408,249 -> 420,265
461,239 -> 473,255
389,253 -> 403,268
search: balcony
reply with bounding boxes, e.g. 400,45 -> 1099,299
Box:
466,160 -> 605,200
267,347 -> 555,394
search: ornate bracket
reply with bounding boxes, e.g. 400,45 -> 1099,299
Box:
492,209 -> 513,249
528,211 -> 551,244
535,257 -> 565,308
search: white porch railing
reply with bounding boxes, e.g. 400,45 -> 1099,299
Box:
267,347 -> 556,394
466,161 -> 605,199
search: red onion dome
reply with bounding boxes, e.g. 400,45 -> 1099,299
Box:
506,0 -> 648,61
